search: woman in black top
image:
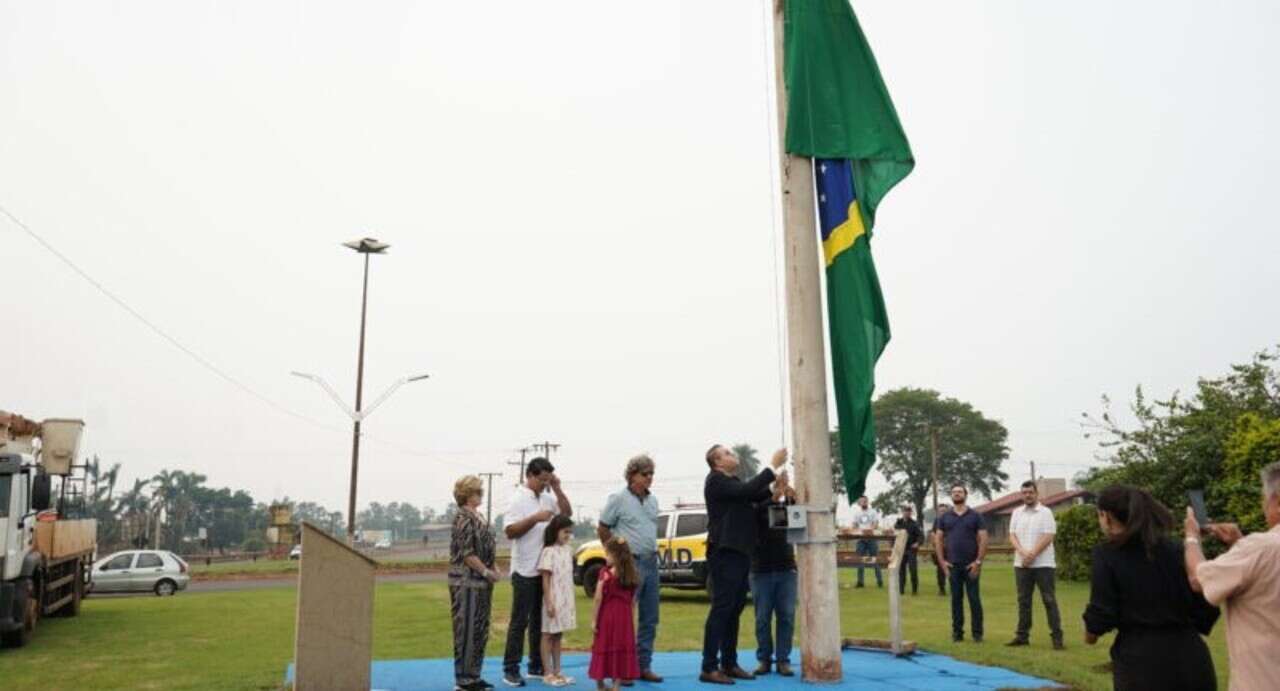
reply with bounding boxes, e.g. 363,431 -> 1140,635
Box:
1083,486 -> 1218,691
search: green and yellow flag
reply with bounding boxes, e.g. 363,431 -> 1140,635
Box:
784,0 -> 913,499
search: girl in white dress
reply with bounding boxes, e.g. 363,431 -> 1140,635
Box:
538,515 -> 577,687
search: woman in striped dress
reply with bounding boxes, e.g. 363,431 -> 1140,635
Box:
450,476 -> 502,691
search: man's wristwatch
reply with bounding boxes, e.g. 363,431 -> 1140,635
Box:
973,560 -> 982,566
1184,537 -> 1201,545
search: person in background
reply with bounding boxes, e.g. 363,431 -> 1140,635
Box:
502,457 -> 572,687
931,504 -> 951,596
1184,461 -> 1280,691
538,515 -> 577,688
934,485 -> 986,642
1083,486 -> 1217,691
851,495 -> 883,588
894,505 -> 922,596
750,472 -> 797,677
449,475 -> 501,691
1006,480 -> 1064,650
699,445 -> 788,685
597,454 -> 663,684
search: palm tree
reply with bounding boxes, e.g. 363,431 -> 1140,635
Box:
117,479 -> 151,548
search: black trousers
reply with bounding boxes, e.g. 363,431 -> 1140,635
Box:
932,553 -> 946,594
898,551 -> 918,594
949,562 -> 983,639
1111,627 -> 1215,691
503,573 -> 544,676
1014,567 -> 1063,642
702,548 -> 751,673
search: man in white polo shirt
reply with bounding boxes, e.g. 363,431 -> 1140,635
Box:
501,457 -> 572,687
1005,480 -> 1063,649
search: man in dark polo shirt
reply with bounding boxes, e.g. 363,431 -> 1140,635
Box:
933,484 -> 988,643
699,444 -> 787,685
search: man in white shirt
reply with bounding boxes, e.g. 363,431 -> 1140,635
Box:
1005,480 -> 1063,649
501,457 -> 572,687
851,495 -> 882,588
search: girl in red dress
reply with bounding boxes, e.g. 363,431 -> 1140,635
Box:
588,537 -> 641,690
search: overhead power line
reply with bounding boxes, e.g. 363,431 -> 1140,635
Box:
0,202 -> 474,474
1,201 -> 347,434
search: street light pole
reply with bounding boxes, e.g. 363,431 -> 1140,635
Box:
348,250 -> 372,543
292,237 -> 421,544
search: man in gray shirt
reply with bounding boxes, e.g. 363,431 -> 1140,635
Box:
598,453 -> 663,683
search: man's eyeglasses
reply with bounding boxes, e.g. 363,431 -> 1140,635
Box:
640,471 -> 654,477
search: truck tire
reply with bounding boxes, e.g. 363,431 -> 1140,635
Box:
1,578 -> 38,648
582,563 -> 603,598
58,565 -> 84,617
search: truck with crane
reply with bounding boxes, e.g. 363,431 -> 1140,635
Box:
0,411 -> 97,648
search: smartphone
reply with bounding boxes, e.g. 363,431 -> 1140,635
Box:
1187,489 -> 1210,529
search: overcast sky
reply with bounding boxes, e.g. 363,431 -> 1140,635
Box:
3,1 -> 1277,524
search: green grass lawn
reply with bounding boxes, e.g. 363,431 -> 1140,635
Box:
1,562 -> 1230,691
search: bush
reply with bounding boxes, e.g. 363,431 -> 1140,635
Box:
241,536 -> 267,552
1220,413 -> 1280,533
1055,504 -> 1102,581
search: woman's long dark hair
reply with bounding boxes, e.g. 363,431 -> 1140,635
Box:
1096,485 -> 1174,558
542,514 -> 574,547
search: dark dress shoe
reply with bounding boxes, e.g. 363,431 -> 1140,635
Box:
698,670 -> 735,685
1052,638 -> 1066,650
722,666 -> 755,680
621,681 -> 634,687
1005,638 -> 1029,647
776,662 -> 794,677
639,670 -> 664,683
753,661 -> 771,676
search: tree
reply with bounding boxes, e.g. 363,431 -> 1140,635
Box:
872,387 -> 1010,521
1079,346 -> 1280,521
1220,413 -> 1280,533
731,444 -> 761,482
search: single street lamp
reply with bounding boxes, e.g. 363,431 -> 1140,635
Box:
292,236 -> 428,543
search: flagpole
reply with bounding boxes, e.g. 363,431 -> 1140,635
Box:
772,0 -> 843,682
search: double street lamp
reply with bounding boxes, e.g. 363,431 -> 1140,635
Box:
292,237 -> 428,543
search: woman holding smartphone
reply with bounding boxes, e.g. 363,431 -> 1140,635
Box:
1083,486 -> 1218,690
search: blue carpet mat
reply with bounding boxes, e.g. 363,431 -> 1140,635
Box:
285,649 -> 1060,690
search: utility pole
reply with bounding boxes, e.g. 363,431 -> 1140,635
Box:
477,472 -> 502,525
931,428 -> 941,517
1029,460 -> 1037,486
508,447 -> 532,485
772,0 -> 841,681
531,441 -> 561,463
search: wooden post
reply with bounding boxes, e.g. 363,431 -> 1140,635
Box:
887,529 -> 908,655
772,0 -> 842,682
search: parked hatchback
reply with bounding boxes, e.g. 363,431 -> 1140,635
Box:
90,550 -> 191,596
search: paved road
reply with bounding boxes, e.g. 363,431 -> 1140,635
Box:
89,571 -> 447,598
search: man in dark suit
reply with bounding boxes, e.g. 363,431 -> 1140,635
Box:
699,444 -> 788,685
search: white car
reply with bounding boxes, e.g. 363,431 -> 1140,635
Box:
374,538 -> 392,550
90,550 -> 191,596
289,544 -> 302,560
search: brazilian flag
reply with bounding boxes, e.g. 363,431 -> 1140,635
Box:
784,0 -> 914,499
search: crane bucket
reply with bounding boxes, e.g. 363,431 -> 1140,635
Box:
39,418 -> 84,475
